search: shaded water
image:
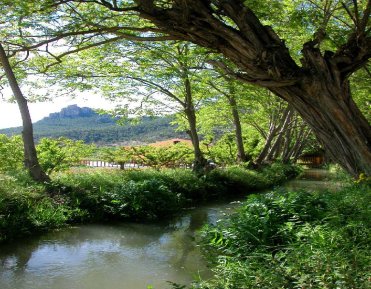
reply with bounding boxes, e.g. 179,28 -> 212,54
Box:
0,169 -> 334,289
0,202 -> 239,289
285,168 -> 341,191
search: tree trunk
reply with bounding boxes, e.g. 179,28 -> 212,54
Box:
255,132 -> 274,166
0,43 -> 50,182
281,123 -> 293,163
290,127 -> 311,163
256,105 -> 293,165
272,79 -> 371,177
183,78 -> 207,173
185,107 -> 207,172
226,95 -> 248,163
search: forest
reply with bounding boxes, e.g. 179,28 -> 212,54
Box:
0,1 -> 370,289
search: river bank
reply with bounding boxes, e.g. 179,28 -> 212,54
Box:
0,163 -> 299,243
193,176 -> 370,289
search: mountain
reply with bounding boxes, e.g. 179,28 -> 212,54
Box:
0,105 -> 187,145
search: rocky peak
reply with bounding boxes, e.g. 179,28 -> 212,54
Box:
48,105 -> 96,119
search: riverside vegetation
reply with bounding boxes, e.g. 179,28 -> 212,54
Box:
0,162 -> 299,243
192,182 -> 370,289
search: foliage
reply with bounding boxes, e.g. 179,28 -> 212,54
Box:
37,137 -> 94,174
1,0 -> 370,177
132,144 -> 194,169
0,107 -> 300,243
0,134 -> 94,176
55,163 -> 299,221
53,169 -> 200,222
351,69 -> 371,122
0,174 -> 73,242
100,143 -> 194,169
0,134 -> 23,174
195,184 -> 371,288
260,162 -> 302,184
202,133 -> 261,166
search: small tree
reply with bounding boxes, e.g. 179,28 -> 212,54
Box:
37,137 -> 94,175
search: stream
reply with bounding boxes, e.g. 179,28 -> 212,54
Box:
0,169 -> 335,289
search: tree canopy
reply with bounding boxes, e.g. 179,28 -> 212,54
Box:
0,0 -> 370,177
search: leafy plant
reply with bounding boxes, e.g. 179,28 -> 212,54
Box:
37,137 -> 94,174
0,134 -> 23,174
0,175 -> 72,242
196,184 -> 371,289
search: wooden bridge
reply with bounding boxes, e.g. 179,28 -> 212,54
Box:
297,154 -> 325,167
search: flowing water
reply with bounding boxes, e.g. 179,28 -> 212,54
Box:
0,169 -> 335,289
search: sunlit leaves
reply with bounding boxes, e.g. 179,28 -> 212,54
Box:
36,137 -> 94,174
0,134 -> 24,173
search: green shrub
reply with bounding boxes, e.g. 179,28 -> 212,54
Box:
207,166 -> 267,195
0,175 -> 72,242
260,162 -> 302,185
54,170 -> 187,221
196,184 -> 371,289
106,179 -> 184,220
0,134 -> 23,174
37,137 -> 94,174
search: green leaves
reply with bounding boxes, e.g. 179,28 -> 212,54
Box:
36,137 -> 94,174
198,183 -> 371,288
0,134 -> 24,174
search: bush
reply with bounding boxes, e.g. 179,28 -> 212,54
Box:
0,175 -> 72,242
259,162 -> 302,185
37,137 -> 94,174
0,134 -> 23,174
54,170 -> 188,221
54,164 -> 297,222
196,184 -> 371,289
104,179 -> 184,220
206,166 -> 267,195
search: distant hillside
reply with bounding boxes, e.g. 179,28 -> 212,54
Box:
0,105 -> 187,145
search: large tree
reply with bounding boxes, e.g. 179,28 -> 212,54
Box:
206,76 -> 250,163
52,0 -> 369,177
4,0 -> 370,176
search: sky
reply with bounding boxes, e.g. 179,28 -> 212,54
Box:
0,94 -> 117,129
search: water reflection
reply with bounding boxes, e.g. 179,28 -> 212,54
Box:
285,169 -> 342,191
0,203 -> 238,289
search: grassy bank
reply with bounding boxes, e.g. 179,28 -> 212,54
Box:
192,183 -> 370,289
0,163 -> 299,243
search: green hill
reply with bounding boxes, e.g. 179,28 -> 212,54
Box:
0,105 -> 186,145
